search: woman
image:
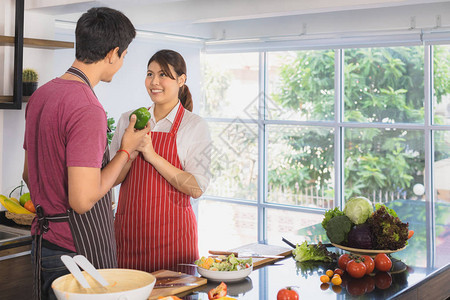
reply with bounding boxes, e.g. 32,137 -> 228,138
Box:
110,49 -> 211,272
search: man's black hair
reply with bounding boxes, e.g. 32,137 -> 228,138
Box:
75,7 -> 136,63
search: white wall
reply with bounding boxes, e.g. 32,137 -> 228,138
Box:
0,2 -> 62,200
0,3 -> 203,207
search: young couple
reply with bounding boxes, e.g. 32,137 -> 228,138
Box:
23,7 -> 211,300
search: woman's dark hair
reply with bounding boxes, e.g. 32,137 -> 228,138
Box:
147,49 -> 193,112
75,7 -> 136,63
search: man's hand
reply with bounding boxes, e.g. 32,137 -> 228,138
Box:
120,114 -> 150,158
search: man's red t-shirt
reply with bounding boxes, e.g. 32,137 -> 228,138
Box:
24,78 -> 107,251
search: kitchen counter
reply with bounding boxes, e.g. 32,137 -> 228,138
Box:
183,246 -> 449,300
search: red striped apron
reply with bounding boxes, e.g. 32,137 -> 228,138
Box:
115,104 -> 198,273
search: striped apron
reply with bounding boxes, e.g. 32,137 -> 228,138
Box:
115,104 -> 198,273
32,67 -> 117,299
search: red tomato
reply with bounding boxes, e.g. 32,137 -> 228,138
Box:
338,253 -> 351,270
277,287 -> 299,300
346,260 -> 367,278
408,230 -> 414,239
208,282 -> 227,300
374,272 -> 392,289
334,268 -> 344,276
374,253 -> 392,272
361,255 -> 375,274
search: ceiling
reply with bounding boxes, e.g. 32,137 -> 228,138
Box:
25,0 -> 450,42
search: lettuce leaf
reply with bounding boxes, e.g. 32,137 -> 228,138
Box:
292,241 -> 337,262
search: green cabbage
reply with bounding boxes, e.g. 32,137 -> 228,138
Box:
344,196 -> 373,225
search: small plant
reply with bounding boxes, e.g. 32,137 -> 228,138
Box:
106,112 -> 116,145
22,68 -> 38,82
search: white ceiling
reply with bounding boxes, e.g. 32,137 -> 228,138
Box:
25,0 -> 450,42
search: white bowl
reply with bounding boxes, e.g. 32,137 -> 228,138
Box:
197,265 -> 253,282
52,268 -> 156,300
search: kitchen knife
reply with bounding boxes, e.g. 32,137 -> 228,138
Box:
208,250 -> 284,258
282,237 -> 333,248
153,283 -> 198,289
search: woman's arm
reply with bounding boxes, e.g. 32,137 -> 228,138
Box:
139,133 -> 204,198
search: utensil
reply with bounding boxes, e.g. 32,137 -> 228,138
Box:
153,283 -> 198,289
208,250 -> 284,258
60,255 -> 90,289
73,255 -> 109,287
282,237 -> 333,248
177,263 -> 199,267
282,237 -> 296,249
332,243 -> 406,256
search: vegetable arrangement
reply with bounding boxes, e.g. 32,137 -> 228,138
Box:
195,254 -> 252,271
323,196 -> 411,250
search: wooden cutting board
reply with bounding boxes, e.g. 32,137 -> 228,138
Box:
148,269 -> 207,300
229,243 -> 293,268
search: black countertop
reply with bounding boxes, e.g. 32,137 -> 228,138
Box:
189,248 -> 449,299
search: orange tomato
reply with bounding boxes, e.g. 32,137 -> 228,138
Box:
331,275 -> 342,285
24,200 -> 36,213
320,275 -> 330,283
326,269 -> 334,277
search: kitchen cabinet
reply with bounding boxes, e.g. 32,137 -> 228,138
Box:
0,0 -> 74,110
0,222 -> 32,300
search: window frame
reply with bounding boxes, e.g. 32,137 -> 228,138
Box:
200,41 -> 450,268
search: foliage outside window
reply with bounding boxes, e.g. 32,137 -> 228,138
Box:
200,44 -> 450,268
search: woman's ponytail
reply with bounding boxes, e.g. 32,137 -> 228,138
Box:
179,84 -> 193,112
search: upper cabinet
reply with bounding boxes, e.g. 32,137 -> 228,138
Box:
0,0 -> 74,110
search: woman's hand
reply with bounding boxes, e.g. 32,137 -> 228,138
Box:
138,131 -> 158,164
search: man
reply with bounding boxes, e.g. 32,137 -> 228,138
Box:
22,7 -> 149,299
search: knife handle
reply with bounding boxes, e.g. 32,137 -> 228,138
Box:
208,250 -> 239,256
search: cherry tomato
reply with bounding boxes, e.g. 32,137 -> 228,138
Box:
374,271 -> 392,290
338,253 -> 351,270
326,269 -> 334,277
346,260 -> 367,278
331,275 -> 342,285
277,287 -> 299,300
320,275 -> 330,283
334,268 -> 344,276
361,255 -> 375,274
374,253 -> 392,272
208,282 -> 227,300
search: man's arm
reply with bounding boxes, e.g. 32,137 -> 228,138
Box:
68,115 -> 149,214
68,149 -> 131,213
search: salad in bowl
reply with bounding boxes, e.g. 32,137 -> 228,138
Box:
195,254 -> 253,282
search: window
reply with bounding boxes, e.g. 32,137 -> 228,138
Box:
198,43 -> 450,268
